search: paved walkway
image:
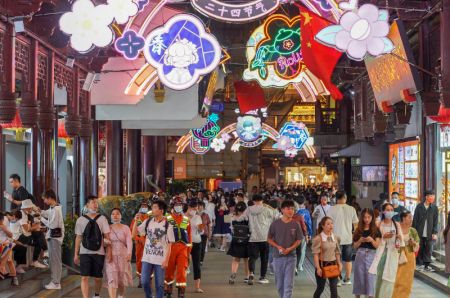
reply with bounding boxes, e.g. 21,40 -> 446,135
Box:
67,248 -> 447,298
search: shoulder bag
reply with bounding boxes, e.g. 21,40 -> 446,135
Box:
320,236 -> 340,279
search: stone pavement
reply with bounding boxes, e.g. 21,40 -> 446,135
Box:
66,248 -> 447,298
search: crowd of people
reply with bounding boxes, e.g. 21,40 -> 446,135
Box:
0,172 -> 446,298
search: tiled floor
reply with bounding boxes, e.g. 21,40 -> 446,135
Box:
66,248 -> 448,298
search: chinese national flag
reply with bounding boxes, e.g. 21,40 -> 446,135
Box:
297,4 -> 343,100
234,80 -> 266,114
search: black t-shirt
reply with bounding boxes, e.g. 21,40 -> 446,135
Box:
359,229 -> 382,250
11,186 -> 33,210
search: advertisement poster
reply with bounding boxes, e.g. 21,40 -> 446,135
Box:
389,140 -> 420,200
440,125 -> 450,148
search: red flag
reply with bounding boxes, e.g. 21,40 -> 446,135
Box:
297,4 -> 343,100
234,80 -> 266,114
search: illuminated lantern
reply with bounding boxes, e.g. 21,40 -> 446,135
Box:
143,14 -> 221,90
429,105 -> 450,124
0,111 -> 26,141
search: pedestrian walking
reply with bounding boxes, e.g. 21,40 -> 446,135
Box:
295,195 -> 312,272
369,203 -> 404,298
227,201 -> 250,284
246,194 -> 278,285
134,200 -> 173,298
104,208 -> 133,298
412,190 -> 438,272
268,200 -> 303,298
328,191 -> 358,285
312,217 -> 342,298
41,189 -> 64,290
3,174 -> 35,211
352,208 -> 381,298
393,210 -> 420,298
74,196 -> 111,298
187,200 -> 204,293
130,201 -> 150,287
198,201 -> 210,265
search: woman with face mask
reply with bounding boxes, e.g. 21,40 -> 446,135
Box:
212,196 -> 231,252
368,203 -> 404,298
104,208 -> 133,298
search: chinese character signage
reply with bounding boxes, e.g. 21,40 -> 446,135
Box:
191,0 -> 281,23
144,14 -> 221,90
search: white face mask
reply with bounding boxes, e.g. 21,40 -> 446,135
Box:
111,219 -> 121,224
174,205 -> 183,213
189,210 -> 196,217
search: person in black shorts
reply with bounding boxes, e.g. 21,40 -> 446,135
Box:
74,196 -> 111,298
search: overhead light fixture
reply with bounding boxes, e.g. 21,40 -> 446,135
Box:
13,18 -> 25,33
66,56 -> 75,68
82,72 -> 96,91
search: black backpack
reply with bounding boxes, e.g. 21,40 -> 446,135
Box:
232,222 -> 250,244
82,214 -> 103,251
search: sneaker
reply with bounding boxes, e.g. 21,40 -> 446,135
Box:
219,247 -> 226,252
268,270 -> 274,275
229,273 -> 236,285
32,261 -> 48,269
425,267 -> 436,272
248,275 -> 254,285
417,265 -> 425,272
337,280 -> 342,287
295,269 -> 298,276
16,267 -> 26,274
93,295 -> 100,298
342,278 -> 352,285
11,276 -> 19,286
45,282 -> 61,290
186,267 -> 190,274
298,266 -> 304,271
258,278 -> 269,284
195,288 -> 204,293
243,277 -> 249,283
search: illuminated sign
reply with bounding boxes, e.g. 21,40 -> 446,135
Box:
60,0 -> 139,53
244,15 -> 305,88
190,113 -> 220,154
273,121 -> 310,157
143,14 -> 221,90
316,2 -> 394,61
191,0 -> 281,23
115,30 -> 145,60
236,116 -> 262,143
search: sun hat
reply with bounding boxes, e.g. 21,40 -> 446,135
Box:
21,199 -> 35,210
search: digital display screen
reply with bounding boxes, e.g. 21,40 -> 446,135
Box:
362,166 -> 387,182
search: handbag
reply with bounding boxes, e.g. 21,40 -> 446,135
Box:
399,248 -> 408,265
50,228 -> 62,238
320,236 -> 340,279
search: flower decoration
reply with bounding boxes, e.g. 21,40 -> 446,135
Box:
221,133 -> 231,143
285,147 -> 298,158
211,138 -> 226,152
59,0 -> 114,53
283,39 -> 294,51
144,14 -> 221,90
107,0 -> 139,25
115,30 -> 145,60
276,135 -> 292,151
231,143 -> 241,152
315,2 -> 394,61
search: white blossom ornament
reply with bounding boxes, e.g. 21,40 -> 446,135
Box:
315,3 -> 394,61
276,136 -> 292,151
107,0 -> 139,25
221,133 -> 231,143
285,147 -> 298,158
211,138 -> 226,152
231,143 -> 241,152
60,0 -> 114,53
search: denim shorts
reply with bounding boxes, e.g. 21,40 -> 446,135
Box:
340,244 -> 353,262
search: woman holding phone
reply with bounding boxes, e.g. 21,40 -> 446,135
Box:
369,203 -> 404,298
352,209 -> 381,298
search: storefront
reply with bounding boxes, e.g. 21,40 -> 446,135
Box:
388,139 -> 420,213
284,165 -> 335,186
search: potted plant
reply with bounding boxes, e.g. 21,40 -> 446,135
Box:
62,214 -> 78,268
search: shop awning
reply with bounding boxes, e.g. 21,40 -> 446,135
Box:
330,142 -> 388,165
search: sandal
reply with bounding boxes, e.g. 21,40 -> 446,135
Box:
195,288 -> 204,293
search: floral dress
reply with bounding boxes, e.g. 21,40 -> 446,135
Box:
104,224 -> 133,289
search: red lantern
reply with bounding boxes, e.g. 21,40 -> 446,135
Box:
429,105 -> 450,123
58,119 -> 69,138
0,111 -> 22,129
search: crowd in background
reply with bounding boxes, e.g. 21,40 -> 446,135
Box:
0,173 -> 446,298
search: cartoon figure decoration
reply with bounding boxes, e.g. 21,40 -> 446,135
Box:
236,116 -> 263,142
273,121 -> 310,157
315,0 -> 394,61
144,14 -> 221,90
191,113 -> 221,148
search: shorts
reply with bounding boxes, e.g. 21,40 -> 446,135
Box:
340,244 -> 353,262
80,254 -> 105,278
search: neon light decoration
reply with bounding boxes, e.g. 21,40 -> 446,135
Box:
115,30 -> 145,60
191,0 -> 281,23
187,113 -> 221,154
143,14 -> 221,90
107,0 -> 139,25
315,1 -> 394,61
236,116 -> 263,143
273,121 -> 310,155
59,0 -> 115,53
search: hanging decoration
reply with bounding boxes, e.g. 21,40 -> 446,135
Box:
273,121 -> 310,157
189,113 -> 221,154
59,0 -> 140,53
315,0 -> 394,61
0,111 -> 26,141
115,30 -> 145,60
143,14 -> 221,90
236,115 -> 263,144
191,0 -> 281,23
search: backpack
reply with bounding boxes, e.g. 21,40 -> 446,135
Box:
232,222 -> 250,244
82,214 -> 103,251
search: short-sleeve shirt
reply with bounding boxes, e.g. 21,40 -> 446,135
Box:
19,211 -> 33,237
11,186 -> 32,210
312,234 -> 341,262
75,214 -> 110,255
190,215 -> 203,244
138,218 -> 175,265
268,219 -> 303,258
328,204 -> 359,245
356,229 -> 382,250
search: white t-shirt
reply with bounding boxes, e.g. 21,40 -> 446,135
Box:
20,210 -> 32,237
9,221 -> 22,241
75,214 -> 111,255
204,201 -> 216,222
138,218 -> 175,265
328,204 -> 359,245
190,215 -> 203,243
313,204 -> 331,228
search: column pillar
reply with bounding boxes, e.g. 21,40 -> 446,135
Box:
0,23 -> 16,123
0,128 -> 4,211
79,85 -> 92,210
442,0 -> 450,106
71,136 -> 80,215
154,136 -> 166,191
106,121 -> 123,195
91,118 -> 99,196
142,136 -> 155,192
126,129 -> 141,194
